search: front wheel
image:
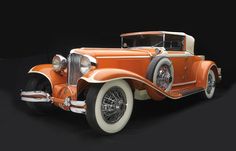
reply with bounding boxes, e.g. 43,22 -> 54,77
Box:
86,80 -> 133,134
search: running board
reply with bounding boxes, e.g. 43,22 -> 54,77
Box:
180,87 -> 204,97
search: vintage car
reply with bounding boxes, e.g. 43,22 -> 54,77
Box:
20,31 -> 221,134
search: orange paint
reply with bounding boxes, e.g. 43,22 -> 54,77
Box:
27,32 -> 221,110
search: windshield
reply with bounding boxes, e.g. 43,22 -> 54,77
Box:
121,34 -> 185,51
122,34 -> 164,48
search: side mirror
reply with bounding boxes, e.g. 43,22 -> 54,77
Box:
155,47 -> 165,54
122,43 -> 128,48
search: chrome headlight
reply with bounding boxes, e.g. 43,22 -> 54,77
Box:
52,54 -> 67,72
80,56 -> 91,74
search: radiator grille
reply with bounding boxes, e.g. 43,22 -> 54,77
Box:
67,53 -> 83,85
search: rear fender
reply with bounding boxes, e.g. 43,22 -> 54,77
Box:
195,61 -> 219,89
28,64 -> 67,88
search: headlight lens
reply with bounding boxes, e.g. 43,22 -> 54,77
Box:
80,56 -> 91,74
52,54 -> 67,72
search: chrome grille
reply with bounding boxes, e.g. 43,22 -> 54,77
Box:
67,53 -> 83,85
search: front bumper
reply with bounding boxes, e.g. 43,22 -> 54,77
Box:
20,91 -> 86,114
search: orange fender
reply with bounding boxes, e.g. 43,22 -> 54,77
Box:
28,64 -> 67,88
195,60 -> 219,89
81,68 -> 182,100
81,68 -> 149,83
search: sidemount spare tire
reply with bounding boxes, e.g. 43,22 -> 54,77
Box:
147,56 -> 174,92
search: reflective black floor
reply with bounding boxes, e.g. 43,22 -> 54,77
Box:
0,55 -> 235,151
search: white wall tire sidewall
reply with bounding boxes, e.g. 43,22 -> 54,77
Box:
204,70 -> 216,99
153,58 -> 174,92
95,80 -> 133,134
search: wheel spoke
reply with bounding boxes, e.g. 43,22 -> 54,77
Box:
101,86 -> 127,124
206,72 -> 215,94
156,64 -> 171,90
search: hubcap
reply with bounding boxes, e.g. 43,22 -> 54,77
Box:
156,64 -> 172,90
101,86 -> 127,124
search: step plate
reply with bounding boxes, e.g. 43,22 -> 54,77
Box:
180,87 -> 204,97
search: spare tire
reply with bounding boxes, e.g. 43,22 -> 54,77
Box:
147,57 -> 174,92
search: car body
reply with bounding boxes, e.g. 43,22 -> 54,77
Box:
21,31 -> 221,134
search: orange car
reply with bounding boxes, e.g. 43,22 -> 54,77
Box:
21,31 -> 221,134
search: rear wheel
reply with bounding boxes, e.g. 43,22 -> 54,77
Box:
86,80 -> 133,134
24,74 -> 56,114
200,69 -> 216,99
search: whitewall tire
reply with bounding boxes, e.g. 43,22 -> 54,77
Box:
201,69 -> 216,99
86,80 -> 133,134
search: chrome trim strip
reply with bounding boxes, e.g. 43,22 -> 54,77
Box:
159,51 -> 193,58
120,31 -> 186,37
70,49 -> 97,64
96,56 -> 151,59
167,54 -> 193,58
172,80 -> 196,87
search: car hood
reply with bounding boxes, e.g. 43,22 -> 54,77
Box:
71,47 -> 155,58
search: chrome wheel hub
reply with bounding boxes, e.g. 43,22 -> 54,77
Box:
101,86 -> 127,124
207,73 -> 215,94
156,64 -> 172,90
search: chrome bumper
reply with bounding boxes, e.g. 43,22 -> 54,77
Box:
21,91 -> 51,102
217,68 -> 222,81
20,91 -> 86,114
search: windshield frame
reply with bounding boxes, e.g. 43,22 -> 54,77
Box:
121,34 -> 165,48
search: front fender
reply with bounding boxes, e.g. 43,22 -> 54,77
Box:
80,68 -> 182,100
81,68 -> 149,83
28,64 -> 67,88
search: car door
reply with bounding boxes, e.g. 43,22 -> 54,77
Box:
167,51 -> 187,85
184,52 -> 197,83
164,34 -> 187,85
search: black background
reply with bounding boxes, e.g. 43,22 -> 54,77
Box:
1,1 -> 236,151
